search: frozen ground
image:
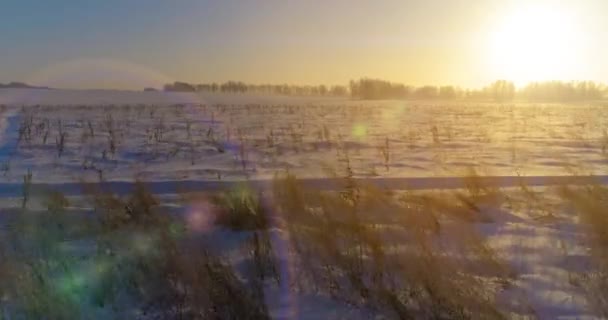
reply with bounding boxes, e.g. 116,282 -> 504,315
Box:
1,88 -> 608,318
1,89 -> 607,185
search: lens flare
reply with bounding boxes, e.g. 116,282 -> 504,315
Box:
132,233 -> 154,254
30,58 -> 172,91
56,271 -> 87,299
186,199 -> 217,233
3,58 -> 201,106
352,123 -> 368,139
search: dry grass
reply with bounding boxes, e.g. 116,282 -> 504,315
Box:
272,173 -> 509,319
2,101 -> 608,318
212,185 -> 269,231
558,181 -> 608,317
0,170 -> 515,319
1,165 -> 607,318
0,181 -> 271,319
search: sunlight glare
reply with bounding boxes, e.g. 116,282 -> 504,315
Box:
487,4 -> 586,84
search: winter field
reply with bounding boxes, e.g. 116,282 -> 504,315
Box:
1,88 -> 608,319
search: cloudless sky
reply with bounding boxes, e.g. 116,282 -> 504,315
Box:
1,0 -> 607,89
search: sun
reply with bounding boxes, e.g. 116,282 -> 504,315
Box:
487,4 -> 585,85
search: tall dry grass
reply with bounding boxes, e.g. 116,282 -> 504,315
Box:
558,181 -> 608,317
272,173 -> 509,319
0,181 -> 271,319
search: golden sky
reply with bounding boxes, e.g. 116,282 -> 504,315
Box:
2,0 -> 607,89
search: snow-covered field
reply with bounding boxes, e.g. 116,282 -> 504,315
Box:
1,89 -> 607,185
1,88 -> 608,319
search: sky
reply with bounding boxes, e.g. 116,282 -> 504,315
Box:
1,0 -> 607,90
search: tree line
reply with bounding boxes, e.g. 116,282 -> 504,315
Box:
348,78 -> 606,102
162,81 -> 347,96
0,82 -> 51,90
160,79 -> 607,102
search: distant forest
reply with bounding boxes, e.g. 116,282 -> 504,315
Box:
162,78 -> 607,102
0,82 -> 51,90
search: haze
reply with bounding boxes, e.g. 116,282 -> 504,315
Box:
1,0 -> 607,90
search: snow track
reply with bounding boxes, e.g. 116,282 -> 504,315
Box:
0,175 -> 606,198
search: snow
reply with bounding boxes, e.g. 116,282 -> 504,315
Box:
1,91 -> 607,186
1,88 -> 608,318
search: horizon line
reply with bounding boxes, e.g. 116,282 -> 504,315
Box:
2,78 -> 607,93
